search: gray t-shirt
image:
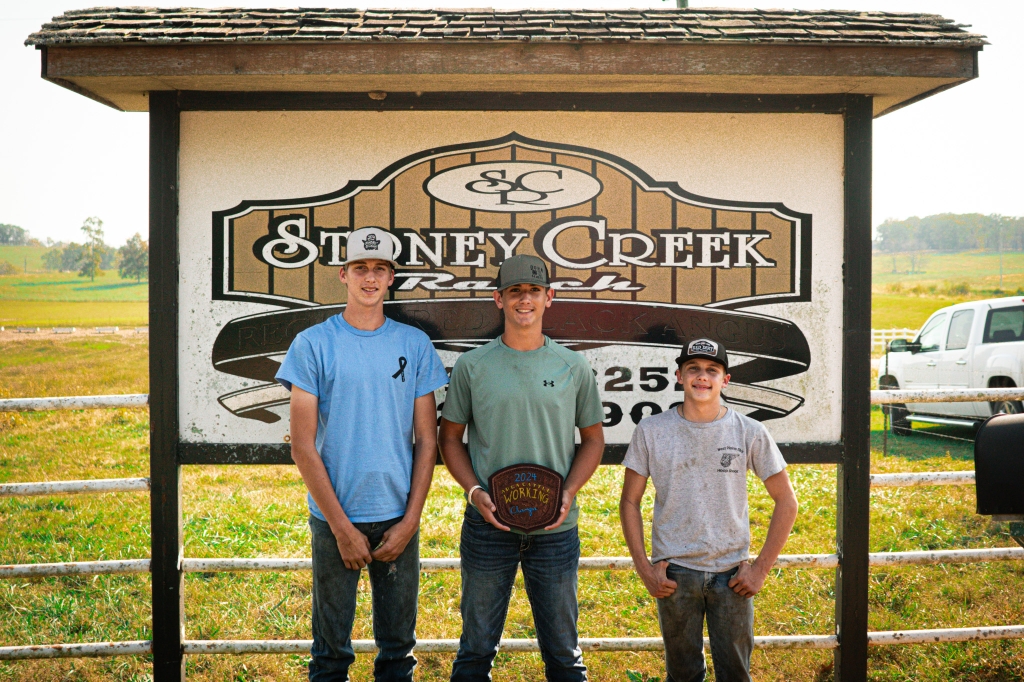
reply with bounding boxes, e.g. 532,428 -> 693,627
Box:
622,407 -> 787,572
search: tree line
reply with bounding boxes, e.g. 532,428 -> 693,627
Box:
3,220 -> 148,283
30,218 -> 149,282
0,224 -> 41,246
874,213 -> 1024,254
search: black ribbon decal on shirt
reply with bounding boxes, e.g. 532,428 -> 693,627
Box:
211,299 -> 810,423
393,356 -> 407,382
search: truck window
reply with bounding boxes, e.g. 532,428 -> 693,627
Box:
915,312 -> 947,353
983,306 -> 1024,344
945,310 -> 975,351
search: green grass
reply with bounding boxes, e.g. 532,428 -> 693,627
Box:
871,294 -> 979,331
0,245 -> 49,274
873,250 -> 1024,293
1,339 -> 1022,680
0,302 -> 149,329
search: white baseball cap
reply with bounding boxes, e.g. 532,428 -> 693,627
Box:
343,227 -> 400,266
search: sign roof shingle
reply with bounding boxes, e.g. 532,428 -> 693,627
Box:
26,7 -> 985,47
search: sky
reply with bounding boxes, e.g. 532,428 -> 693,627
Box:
0,0 -> 1020,246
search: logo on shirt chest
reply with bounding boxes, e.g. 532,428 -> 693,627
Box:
716,447 -> 743,473
392,356 -> 407,382
543,379 -> 555,387
720,451 -> 740,468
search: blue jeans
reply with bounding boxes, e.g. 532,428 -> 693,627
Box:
657,564 -> 754,682
308,515 -> 419,682
451,505 -> 586,682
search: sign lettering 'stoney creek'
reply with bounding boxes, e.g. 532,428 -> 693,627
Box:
208,132 -> 814,436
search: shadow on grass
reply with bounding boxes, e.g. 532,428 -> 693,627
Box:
12,279 -> 147,291
73,281 -> 147,291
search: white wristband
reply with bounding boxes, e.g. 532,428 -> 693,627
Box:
466,485 -> 484,508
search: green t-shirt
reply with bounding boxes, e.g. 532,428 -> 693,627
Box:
442,335 -> 605,534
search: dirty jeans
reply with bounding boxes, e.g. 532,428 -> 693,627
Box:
308,515 -> 419,682
657,563 -> 754,682
450,505 -> 586,682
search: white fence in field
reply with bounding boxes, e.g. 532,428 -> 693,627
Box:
871,327 -> 917,351
1,389 -> 1023,662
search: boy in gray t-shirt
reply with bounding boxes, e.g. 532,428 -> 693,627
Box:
620,338 -> 798,682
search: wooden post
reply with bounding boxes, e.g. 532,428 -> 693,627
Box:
836,94 -> 873,682
149,90 -> 184,681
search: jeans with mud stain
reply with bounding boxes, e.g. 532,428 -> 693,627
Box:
308,515 -> 419,682
657,563 -> 754,682
450,505 -> 587,682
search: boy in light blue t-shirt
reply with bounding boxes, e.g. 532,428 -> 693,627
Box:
276,227 -> 448,682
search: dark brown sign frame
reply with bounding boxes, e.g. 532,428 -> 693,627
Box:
149,91 -> 871,682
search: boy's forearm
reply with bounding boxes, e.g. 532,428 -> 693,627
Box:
292,443 -> 356,537
564,431 -> 603,497
619,500 -> 654,576
752,497 -> 798,573
403,435 -> 436,524
438,425 -> 479,493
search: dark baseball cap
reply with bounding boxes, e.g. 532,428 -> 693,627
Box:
677,338 -> 729,371
495,254 -> 550,291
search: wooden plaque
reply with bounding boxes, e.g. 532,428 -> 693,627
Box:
488,464 -> 564,532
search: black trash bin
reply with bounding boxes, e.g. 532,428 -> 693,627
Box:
974,412 -> 1024,521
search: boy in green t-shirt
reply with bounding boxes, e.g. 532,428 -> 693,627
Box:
439,254 -> 605,682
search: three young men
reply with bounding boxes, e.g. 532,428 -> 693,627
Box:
620,339 -> 799,682
278,225 -> 797,681
439,254 -> 606,681
277,226 -> 449,681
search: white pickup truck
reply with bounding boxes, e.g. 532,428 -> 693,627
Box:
879,296 -> 1024,430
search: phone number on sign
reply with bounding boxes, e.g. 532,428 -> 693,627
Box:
599,366 -> 684,427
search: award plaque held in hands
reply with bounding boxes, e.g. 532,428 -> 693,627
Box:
487,464 -> 564,532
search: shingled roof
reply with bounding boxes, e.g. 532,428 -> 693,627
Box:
26,7 -> 984,47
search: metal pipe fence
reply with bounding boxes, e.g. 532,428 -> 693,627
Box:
871,471 -> 975,486
0,394 -> 148,412
871,328 -> 917,351
0,478 -> 150,497
869,387 -> 1024,404
2,389 -> 1023,665
5,547 -> 1022,580
6,626 -> 1024,661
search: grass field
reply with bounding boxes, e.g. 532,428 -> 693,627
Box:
0,245 -> 48,274
870,294 -> 981,331
0,272 -> 148,303
872,251 -> 1024,294
0,260 -> 149,328
0,302 -> 149,329
1,337 -> 1022,681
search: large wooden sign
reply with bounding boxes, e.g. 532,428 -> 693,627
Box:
179,112 -> 843,446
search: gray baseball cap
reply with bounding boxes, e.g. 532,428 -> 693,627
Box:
495,254 -> 549,291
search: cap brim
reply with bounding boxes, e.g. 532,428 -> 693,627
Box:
342,255 -> 398,267
677,353 -> 728,371
496,277 -> 549,290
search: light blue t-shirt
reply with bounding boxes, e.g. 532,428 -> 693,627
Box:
275,314 -> 449,523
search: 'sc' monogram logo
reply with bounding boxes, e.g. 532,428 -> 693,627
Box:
465,169 -> 563,206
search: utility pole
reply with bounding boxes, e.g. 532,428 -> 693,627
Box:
999,220 -> 1003,290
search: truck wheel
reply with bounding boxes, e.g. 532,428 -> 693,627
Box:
989,378 -> 1023,416
879,376 -> 912,435
990,399 -> 1023,416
